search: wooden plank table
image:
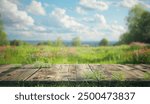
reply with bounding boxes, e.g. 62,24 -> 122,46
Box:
0,64 -> 149,81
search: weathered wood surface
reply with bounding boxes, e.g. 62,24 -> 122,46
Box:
0,64 -> 149,81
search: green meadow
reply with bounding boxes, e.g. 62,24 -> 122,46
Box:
0,45 -> 150,64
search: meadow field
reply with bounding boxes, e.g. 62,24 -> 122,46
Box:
0,45 -> 150,65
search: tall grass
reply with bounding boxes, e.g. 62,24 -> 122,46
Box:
0,45 -> 149,64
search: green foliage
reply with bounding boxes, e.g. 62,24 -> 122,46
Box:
0,18 -> 3,31
10,40 -> 29,46
144,72 -> 150,80
0,16 -> 9,46
120,5 -> 150,44
136,11 -> 150,43
112,72 -> 125,81
119,32 -> 133,44
99,38 -> 109,46
33,61 -> 51,68
13,64 -> 22,69
54,37 -> 64,47
84,70 -> 106,80
72,37 -> 81,46
127,48 -> 150,64
37,41 -> 52,46
0,45 -> 150,64
0,31 -> 9,46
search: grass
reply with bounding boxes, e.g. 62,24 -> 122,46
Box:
111,72 -> 126,81
0,81 -> 150,87
0,45 -> 150,64
33,61 -> 52,69
84,70 -> 106,80
144,72 -> 150,80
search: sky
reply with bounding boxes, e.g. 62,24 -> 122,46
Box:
0,0 -> 150,41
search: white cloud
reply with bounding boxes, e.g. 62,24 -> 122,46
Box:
76,7 -> 86,14
95,14 -> 107,26
0,0 -> 50,38
51,8 -> 83,30
27,0 -> 46,16
0,0 -> 127,41
49,8 -> 126,41
110,24 -> 126,32
79,0 -> 109,11
91,14 -> 127,40
145,4 -> 150,8
33,26 -> 47,32
121,0 -> 139,8
94,14 -> 126,37
82,17 -> 94,22
0,0 -> 34,27
109,24 -> 127,40
7,0 -> 20,5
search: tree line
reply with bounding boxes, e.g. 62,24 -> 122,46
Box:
37,37 -> 109,47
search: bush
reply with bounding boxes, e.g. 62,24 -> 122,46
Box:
128,48 -> 150,64
99,38 -> 109,46
72,37 -> 81,46
0,18 -> 9,46
130,42 -> 147,47
54,37 -> 64,47
112,72 -> 125,81
10,40 -> 29,46
37,41 -> 52,46
0,31 -> 9,46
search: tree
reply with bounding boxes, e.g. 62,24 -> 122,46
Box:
0,15 -> 9,46
99,38 -> 109,46
119,32 -> 134,44
10,40 -> 29,46
72,36 -> 81,46
55,37 -> 64,47
37,40 -> 52,46
136,11 -> 150,43
120,5 -> 150,44
0,31 -> 9,46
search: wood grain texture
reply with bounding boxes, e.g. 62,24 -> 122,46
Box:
27,65 -> 60,81
0,64 -> 149,81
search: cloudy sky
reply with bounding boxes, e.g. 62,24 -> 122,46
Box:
0,0 -> 150,41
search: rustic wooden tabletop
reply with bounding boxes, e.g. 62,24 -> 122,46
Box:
0,64 -> 150,81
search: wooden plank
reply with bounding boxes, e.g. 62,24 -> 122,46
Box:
0,65 -> 23,80
89,64 -> 144,80
27,65 -> 60,81
55,64 -> 69,81
128,64 -> 150,72
13,69 -> 39,81
68,65 -> 77,81
89,64 -> 113,80
106,64 -> 146,80
0,64 -> 149,81
22,64 -> 35,69
76,64 -> 94,81
0,65 -> 15,73
117,64 -> 135,71
0,69 -> 24,81
114,65 -> 142,80
141,64 -> 150,69
0,68 -> 39,81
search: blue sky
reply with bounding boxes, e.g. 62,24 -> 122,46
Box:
0,0 -> 150,41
